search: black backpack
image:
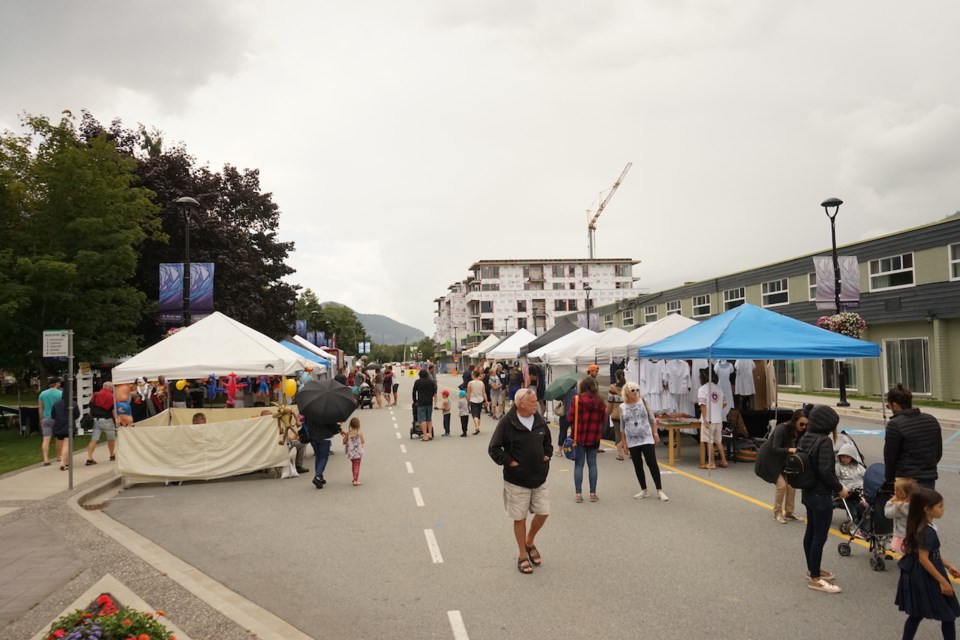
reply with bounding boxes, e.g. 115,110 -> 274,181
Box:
783,437 -> 821,489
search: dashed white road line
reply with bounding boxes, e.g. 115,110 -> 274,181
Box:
395,432 -> 401,440
447,611 -> 469,640
424,528 -> 443,563
406,461 -> 414,474
400,444 -> 407,454
413,487 -> 424,507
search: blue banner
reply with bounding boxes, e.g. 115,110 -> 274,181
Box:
296,320 -> 307,337
159,263 -> 215,323
306,331 -> 316,345
317,331 -> 326,346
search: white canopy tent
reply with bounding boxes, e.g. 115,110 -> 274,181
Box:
571,327 -> 630,367
112,312 -> 312,383
623,314 -> 700,357
486,328 -> 537,360
290,335 -> 338,363
528,328 -> 597,364
463,333 -> 502,358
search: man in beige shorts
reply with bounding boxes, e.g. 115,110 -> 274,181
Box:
488,388 -> 553,574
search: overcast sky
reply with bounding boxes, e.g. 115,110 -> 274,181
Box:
3,1 -> 958,336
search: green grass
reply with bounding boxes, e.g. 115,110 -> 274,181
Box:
0,392 -> 37,407
0,428 -> 93,475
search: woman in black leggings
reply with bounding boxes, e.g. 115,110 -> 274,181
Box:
618,382 -> 668,501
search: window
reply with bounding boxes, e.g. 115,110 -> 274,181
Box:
761,279 -> 789,307
616,282 -> 631,289
582,265 -> 589,277
870,253 -> 914,291
480,318 -> 494,331
554,299 -> 568,312
615,264 -> 631,277
517,317 -> 527,329
569,282 -> 576,290
524,282 -> 544,290
644,305 -> 657,323
622,309 -> 635,326
479,265 -> 499,279
568,265 -> 576,277
666,300 -> 681,315
603,313 -> 614,329
568,299 -> 578,311
885,338 -> 930,394
551,265 -> 565,277
774,360 -> 801,387
692,294 -> 711,317
808,273 -> 817,301
822,359 -> 857,391
480,301 -> 493,314
516,300 -> 527,312
723,287 -> 744,311
481,283 -> 499,291
951,244 -> 960,280
553,283 -> 565,290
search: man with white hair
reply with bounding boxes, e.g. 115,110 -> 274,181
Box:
488,387 -> 553,574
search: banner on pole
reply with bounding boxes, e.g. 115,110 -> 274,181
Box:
158,263 -> 215,322
813,256 -> 861,310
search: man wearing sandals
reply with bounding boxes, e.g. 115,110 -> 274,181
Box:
488,388 -> 552,574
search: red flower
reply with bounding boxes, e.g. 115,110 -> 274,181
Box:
96,594 -> 114,606
156,610 -> 165,617
138,634 -> 151,640
52,631 -> 65,638
122,619 -> 132,626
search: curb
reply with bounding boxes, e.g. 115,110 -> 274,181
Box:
69,476 -> 313,640
777,400 -> 960,430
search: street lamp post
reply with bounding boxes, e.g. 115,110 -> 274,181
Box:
821,197 -> 849,407
583,283 -> 593,330
175,196 -> 200,326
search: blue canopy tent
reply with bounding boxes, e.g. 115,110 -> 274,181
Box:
637,303 -> 880,360
280,340 -> 331,368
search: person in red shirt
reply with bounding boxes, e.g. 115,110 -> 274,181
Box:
86,382 -> 117,465
567,376 -> 607,503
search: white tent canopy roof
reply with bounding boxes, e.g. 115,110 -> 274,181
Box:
623,314 -> 699,358
463,333 -> 502,358
290,335 -> 337,362
112,312 -> 311,383
572,327 -> 631,366
486,328 -> 537,360
529,327 -> 598,364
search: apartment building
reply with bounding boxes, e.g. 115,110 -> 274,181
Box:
566,214 -> 960,401
434,258 -> 639,352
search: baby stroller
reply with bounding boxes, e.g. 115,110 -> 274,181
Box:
356,382 -> 374,409
837,462 -> 895,571
410,404 -> 423,439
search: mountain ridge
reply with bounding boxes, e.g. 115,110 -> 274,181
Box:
322,302 -> 426,345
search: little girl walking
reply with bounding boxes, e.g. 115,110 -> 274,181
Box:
896,488 -> 960,640
885,477 -> 919,553
343,417 -> 366,486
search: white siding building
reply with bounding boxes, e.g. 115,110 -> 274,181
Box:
434,258 -> 639,352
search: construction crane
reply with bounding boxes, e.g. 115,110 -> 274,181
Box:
586,162 -> 632,258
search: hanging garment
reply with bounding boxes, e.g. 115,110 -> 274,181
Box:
713,361 -> 734,420
734,360 -> 756,395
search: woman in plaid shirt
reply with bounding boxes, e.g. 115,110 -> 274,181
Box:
566,376 -> 608,503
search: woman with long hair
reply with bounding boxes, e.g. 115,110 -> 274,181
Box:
567,375 -> 607,503
770,409 -> 808,524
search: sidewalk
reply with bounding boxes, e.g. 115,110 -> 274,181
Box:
778,392 -> 960,429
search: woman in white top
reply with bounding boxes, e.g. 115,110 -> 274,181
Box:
466,370 -> 488,435
618,382 -> 668,501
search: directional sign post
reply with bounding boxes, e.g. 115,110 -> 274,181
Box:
43,330 -> 75,489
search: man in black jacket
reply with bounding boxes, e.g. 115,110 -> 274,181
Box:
884,384 -> 942,488
412,369 -> 437,441
488,388 -> 552,574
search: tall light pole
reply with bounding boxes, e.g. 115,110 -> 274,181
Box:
822,197 -> 849,407
175,196 -> 200,326
583,283 -> 593,330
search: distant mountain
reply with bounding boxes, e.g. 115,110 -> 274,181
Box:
321,302 -> 425,345
357,313 -> 425,345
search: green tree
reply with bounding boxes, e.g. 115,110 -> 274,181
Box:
0,113 -> 160,374
79,114 -> 299,342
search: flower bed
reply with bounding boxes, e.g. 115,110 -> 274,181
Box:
45,593 -> 174,640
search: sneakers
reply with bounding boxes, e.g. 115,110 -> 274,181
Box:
312,476 -> 325,489
441,433 -> 450,437
634,490 -> 649,499
657,491 -> 669,502
784,513 -> 805,523
774,513 -> 787,524
85,459 -> 97,466
807,578 -> 841,593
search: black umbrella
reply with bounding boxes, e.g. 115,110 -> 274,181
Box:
365,363 -> 382,371
295,379 -> 356,425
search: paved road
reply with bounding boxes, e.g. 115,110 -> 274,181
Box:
106,377 -> 960,640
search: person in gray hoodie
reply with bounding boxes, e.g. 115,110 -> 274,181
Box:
798,405 -> 849,594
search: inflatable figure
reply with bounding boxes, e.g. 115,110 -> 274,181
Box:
223,372 -> 247,407
114,383 -> 134,426
256,376 -> 270,401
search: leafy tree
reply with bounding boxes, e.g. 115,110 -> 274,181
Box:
78,114 -> 299,342
0,113 -> 159,375
318,303 -> 367,356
